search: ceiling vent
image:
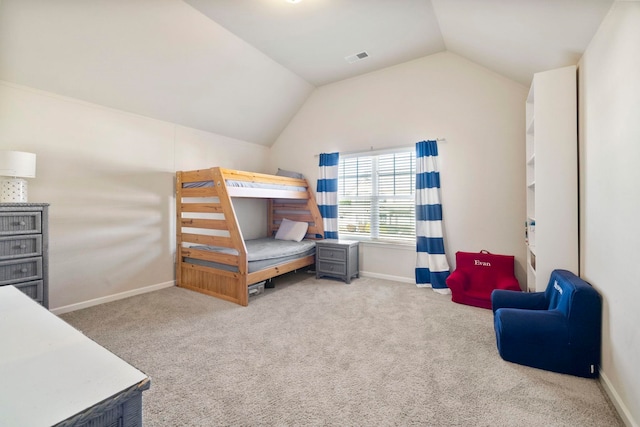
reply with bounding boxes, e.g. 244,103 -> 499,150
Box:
345,51 -> 369,64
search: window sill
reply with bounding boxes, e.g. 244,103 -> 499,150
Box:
339,235 -> 414,251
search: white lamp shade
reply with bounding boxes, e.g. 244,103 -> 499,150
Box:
0,151 -> 36,178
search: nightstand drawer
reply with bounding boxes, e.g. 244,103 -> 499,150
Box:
0,212 -> 42,235
317,260 -> 347,275
0,257 -> 43,286
318,246 -> 347,261
0,235 -> 43,260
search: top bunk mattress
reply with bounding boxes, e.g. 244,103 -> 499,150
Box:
183,180 -> 306,192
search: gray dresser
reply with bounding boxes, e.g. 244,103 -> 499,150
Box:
316,239 -> 359,284
0,203 -> 49,308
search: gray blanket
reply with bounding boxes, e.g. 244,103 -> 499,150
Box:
193,237 -> 316,261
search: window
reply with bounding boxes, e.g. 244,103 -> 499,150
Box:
338,149 -> 415,243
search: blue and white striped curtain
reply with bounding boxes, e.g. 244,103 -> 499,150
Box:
415,140 -> 450,294
317,152 -> 339,239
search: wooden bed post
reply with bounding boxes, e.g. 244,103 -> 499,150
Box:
305,184 -> 325,239
175,171 -> 184,287
210,167 -> 249,306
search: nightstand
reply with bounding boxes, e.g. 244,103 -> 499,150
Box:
315,239 -> 359,284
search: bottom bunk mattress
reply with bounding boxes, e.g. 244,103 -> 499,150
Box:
184,237 -> 316,273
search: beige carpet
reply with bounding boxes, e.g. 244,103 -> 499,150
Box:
61,272 -> 622,426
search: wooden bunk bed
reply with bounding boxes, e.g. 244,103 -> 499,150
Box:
176,167 -> 324,306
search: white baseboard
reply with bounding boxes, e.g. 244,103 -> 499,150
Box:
599,370 -> 639,427
50,281 -> 175,315
359,271 -> 414,284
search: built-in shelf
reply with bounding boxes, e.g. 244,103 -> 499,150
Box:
525,65 -> 578,292
526,117 -> 535,135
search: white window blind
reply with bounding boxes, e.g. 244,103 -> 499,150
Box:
338,149 -> 415,242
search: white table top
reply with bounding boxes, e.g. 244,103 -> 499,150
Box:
0,286 -> 148,427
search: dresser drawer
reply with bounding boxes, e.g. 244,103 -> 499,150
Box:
317,246 -> 347,261
5,280 -> 44,303
317,259 -> 347,276
0,257 -> 43,285
0,212 -> 42,235
0,235 -> 43,260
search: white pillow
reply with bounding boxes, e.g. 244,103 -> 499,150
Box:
275,218 -> 308,242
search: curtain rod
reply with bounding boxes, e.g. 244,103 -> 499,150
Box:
314,138 -> 446,158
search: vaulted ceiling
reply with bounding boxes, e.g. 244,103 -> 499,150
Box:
0,0 -> 615,146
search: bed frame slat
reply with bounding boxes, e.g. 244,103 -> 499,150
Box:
180,233 -> 234,248
182,247 -> 239,266
180,203 -> 223,213
180,187 -> 220,198
181,218 -> 229,231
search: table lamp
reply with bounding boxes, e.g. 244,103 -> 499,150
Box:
0,151 -> 37,203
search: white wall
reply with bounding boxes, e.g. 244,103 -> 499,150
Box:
0,81 -> 269,312
578,3 -> 640,426
173,126 -> 269,241
270,52 -> 528,284
0,0 -> 313,146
